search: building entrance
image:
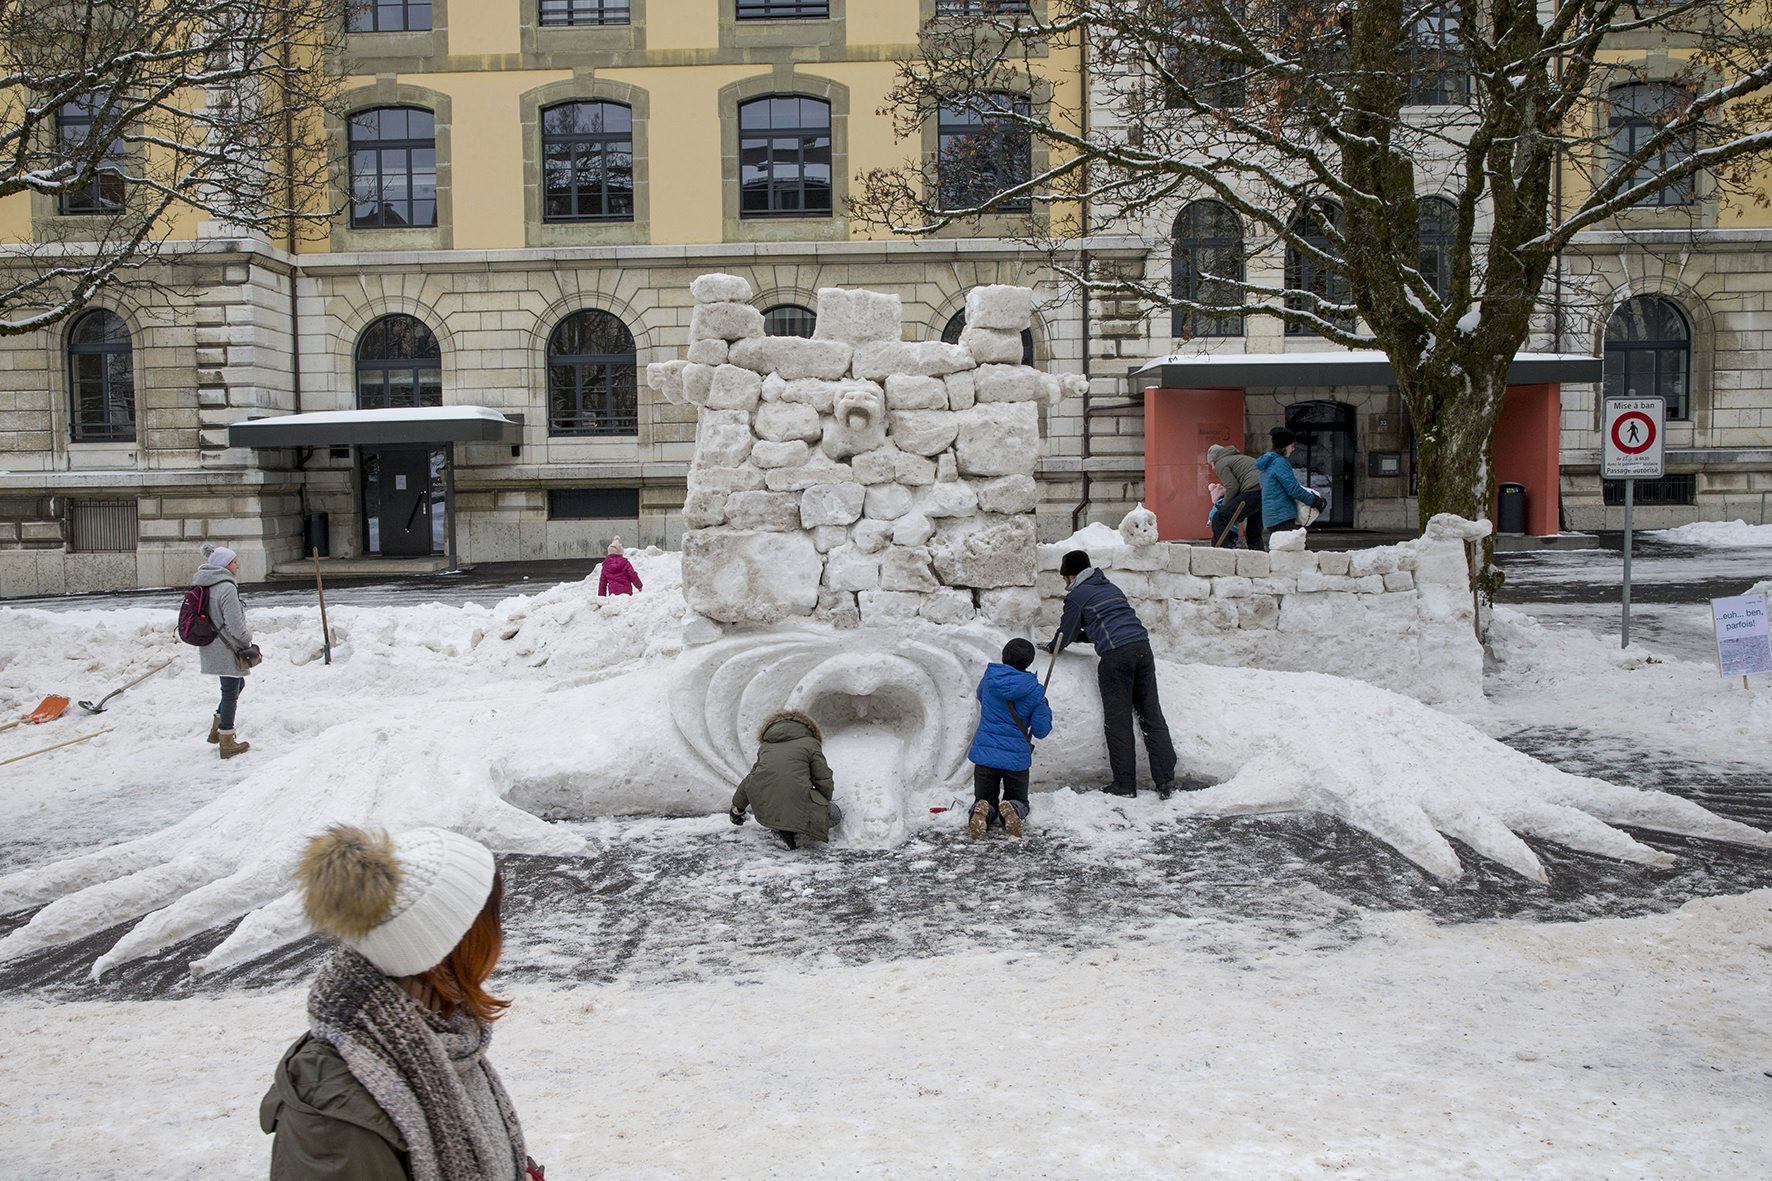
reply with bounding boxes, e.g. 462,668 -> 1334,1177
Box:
362,446 -> 443,556
1284,400 -> 1357,528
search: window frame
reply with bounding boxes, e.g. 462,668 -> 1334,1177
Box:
935,0 -> 1032,12
1415,196 -> 1458,306
355,314 -> 444,410
763,304 -> 818,338
1604,295 -> 1692,422
539,0 -> 631,25
56,99 -> 126,216
1284,199 -> 1353,336
1171,199 -> 1245,338
1608,82 -> 1697,208
540,100 -> 635,223
1402,4 -> 1471,107
737,95 -> 834,220
349,1 -> 434,31
936,92 -> 1034,213
735,0 -> 829,18
66,309 -> 136,443
347,106 -> 439,230
546,309 -> 639,438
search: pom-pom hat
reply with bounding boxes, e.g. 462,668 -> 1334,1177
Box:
297,825 -> 496,978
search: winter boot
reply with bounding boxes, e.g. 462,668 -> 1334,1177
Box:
1155,782 -> 1175,801
1001,802 -> 1024,839
1101,784 -> 1137,799
218,729 -> 251,759
968,799 -> 991,841
774,829 -> 798,851
207,713 -> 221,744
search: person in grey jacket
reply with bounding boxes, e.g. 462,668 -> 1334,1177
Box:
1206,443 -> 1264,549
192,544 -> 255,759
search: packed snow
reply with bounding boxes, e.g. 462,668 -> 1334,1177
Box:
1646,518 -> 1772,547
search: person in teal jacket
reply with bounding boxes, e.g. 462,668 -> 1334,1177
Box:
1255,428 -> 1325,548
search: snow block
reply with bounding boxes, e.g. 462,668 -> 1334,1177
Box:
1269,529 -> 1307,552
1165,545 -> 1195,573
1349,548 -> 1399,577
881,545 -> 941,592
754,400 -> 822,443
691,272 -> 754,303
979,586 -> 1041,627
973,474 -> 1039,515
945,371 -> 976,411
824,544 -> 882,592
1317,551 -> 1352,576
1237,595 -> 1280,630
686,338 -> 728,367
851,446 -> 898,485
690,301 -> 765,343
682,490 -> 727,528
812,524 -> 848,553
684,530 -> 821,624
965,284 -> 1036,331
1383,571 -> 1415,591
724,491 -> 802,532
766,455 -> 852,490
920,480 -> 978,519
894,451 -> 936,486
1114,546 -> 1168,572
888,410 -> 960,457
884,375 -> 949,411
960,326 -> 1025,364
681,362 -> 715,407
857,590 -> 925,625
645,360 -> 689,405
1189,547 -> 1239,577
730,336 -> 854,381
694,409 -> 754,469
928,514 -> 1037,588
892,512 -> 935,547
851,519 -> 893,554
972,364 -> 1043,403
780,378 -> 839,413
1211,576 -> 1253,600
1166,573 -> 1212,600
853,340 -> 976,380
800,482 -> 866,528
953,402 -> 1039,477
920,589 -> 976,625
707,364 -> 763,412
1234,549 -> 1271,578
813,287 -> 903,344
823,383 -> 888,459
1267,549 -> 1316,576
864,482 -> 915,520
750,440 -> 812,470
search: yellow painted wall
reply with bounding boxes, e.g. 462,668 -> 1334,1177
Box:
846,2 -> 920,47
449,0 -> 522,56
605,64 -> 760,242
424,69 -> 571,249
644,0 -> 720,52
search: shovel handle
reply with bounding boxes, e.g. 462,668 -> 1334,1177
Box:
0,727 -> 110,768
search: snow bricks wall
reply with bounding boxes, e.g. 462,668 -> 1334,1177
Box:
647,277 -> 1085,633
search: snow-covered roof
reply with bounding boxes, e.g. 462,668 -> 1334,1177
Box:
229,405 -> 524,448
1131,350 -> 1603,389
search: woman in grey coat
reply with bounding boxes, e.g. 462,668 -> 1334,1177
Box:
192,544 -> 255,758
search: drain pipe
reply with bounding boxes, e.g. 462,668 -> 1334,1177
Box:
1071,22 -> 1095,531
283,25 -> 310,557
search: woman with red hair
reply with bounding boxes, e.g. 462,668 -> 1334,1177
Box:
261,825 -> 543,1180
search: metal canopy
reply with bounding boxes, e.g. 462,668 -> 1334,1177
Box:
1132,350 -> 1603,390
229,406 -> 522,449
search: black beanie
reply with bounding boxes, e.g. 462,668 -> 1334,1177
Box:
1270,427 -> 1297,450
1002,638 -> 1036,671
1059,550 -> 1091,578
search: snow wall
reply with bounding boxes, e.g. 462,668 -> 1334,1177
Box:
1034,516 -> 1487,704
647,276 -> 1085,635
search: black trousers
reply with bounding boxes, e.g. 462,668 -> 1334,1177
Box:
1097,641 -> 1178,790
1211,489 -> 1263,550
1264,518 -> 1301,550
974,765 -> 1030,819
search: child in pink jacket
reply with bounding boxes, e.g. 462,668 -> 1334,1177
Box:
597,536 -> 643,596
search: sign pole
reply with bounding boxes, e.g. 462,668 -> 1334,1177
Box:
1621,477 -> 1634,648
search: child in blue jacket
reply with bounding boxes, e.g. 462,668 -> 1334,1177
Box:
966,638 -> 1054,840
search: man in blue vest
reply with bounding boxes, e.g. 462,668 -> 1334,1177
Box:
1043,550 -> 1179,799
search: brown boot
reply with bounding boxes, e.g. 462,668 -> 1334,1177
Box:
968,799 -> 990,841
207,713 -> 221,744
218,729 -> 250,759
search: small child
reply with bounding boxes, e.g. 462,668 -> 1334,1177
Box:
728,709 -> 840,850
966,638 -> 1053,840
597,536 -> 643,597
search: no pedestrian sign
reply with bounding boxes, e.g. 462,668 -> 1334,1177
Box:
1602,397 -> 1665,478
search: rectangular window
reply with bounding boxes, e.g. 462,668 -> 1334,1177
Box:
57,100 -> 126,215
349,1 -> 433,31
1602,475 -> 1696,506
937,95 -> 1033,213
736,1 -> 829,17
738,96 -> 833,218
936,1 -> 1033,12
542,102 -> 635,222
69,500 -> 138,552
540,0 -> 631,25
1403,5 -> 1470,106
1609,83 -> 1696,207
348,108 -> 438,229
548,488 -> 640,519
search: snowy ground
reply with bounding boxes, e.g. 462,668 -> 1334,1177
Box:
1,544 -> 1769,1178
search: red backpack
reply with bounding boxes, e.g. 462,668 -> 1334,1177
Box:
178,584 -> 217,646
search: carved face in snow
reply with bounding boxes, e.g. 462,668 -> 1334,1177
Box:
1119,503 -> 1159,547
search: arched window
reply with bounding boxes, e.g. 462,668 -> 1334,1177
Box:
1171,200 -> 1244,338
764,304 -> 817,338
1284,199 -> 1352,336
356,314 -> 442,409
942,310 -> 1035,367
1416,196 -> 1458,306
1604,296 -> 1690,421
348,107 -> 437,228
541,101 -> 634,222
1609,83 -> 1695,207
547,310 -> 637,436
936,93 -> 1032,212
738,96 -> 832,218
67,309 -> 134,442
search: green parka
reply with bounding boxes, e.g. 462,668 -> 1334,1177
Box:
261,1034 -> 410,1180
731,709 -> 836,842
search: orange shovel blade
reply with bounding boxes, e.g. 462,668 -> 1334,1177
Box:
24,695 -> 70,724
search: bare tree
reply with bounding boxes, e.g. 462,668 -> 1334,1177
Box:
0,0 -> 352,335
859,0 -> 1772,581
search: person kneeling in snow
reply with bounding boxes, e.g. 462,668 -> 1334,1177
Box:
729,709 -> 842,850
967,638 -> 1053,840
596,536 -> 643,597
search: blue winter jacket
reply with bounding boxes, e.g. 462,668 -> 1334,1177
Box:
1255,450 -> 1324,528
1055,567 -> 1150,655
968,662 -> 1054,772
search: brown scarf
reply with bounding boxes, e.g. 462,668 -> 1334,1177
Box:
308,949 -> 527,1181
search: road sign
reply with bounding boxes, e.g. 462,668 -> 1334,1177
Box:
1712,593 -> 1772,679
1602,397 -> 1665,478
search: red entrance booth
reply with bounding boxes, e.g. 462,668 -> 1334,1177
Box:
1134,352 -> 1602,540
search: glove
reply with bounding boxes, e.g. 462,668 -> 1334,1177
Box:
1037,641 -> 1053,654
728,809 -> 746,826
1312,493 -> 1327,510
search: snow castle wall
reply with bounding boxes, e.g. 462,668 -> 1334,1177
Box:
647,276 -> 1084,634
1035,516 -> 1487,704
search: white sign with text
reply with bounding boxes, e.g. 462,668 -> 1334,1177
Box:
1602,397 -> 1666,479
1711,593 -> 1772,678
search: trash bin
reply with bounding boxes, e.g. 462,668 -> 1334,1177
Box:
303,511 -> 330,558
1497,483 -> 1527,535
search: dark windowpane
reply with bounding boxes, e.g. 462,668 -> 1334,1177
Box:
67,310 -> 134,442
356,314 -> 443,410
764,305 -> 817,338
1609,83 -> 1696,207
350,1 -> 433,31
539,0 -> 631,25
735,1 -> 830,18
935,1 -> 1033,12
1171,200 -> 1245,338
547,310 -> 638,436
1415,197 -> 1458,305
1285,200 -> 1353,336
540,102 -> 637,223
549,488 -> 640,519
1403,5 -> 1470,105
1604,296 -> 1691,420
938,94 -> 1032,213
1602,474 -> 1695,505
57,99 -> 126,215
737,96 -> 832,218
348,106 -> 438,228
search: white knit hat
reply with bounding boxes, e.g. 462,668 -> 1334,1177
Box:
297,825 -> 497,978
206,546 -> 238,568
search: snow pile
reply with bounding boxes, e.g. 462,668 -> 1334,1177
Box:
1647,519 -> 1772,547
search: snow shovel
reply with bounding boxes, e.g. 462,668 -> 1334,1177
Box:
78,658 -> 174,714
0,726 -> 111,768
0,696 -> 71,733
1041,633 -> 1066,690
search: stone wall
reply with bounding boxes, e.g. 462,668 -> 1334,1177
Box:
649,278 -> 1086,633
1034,515 -> 1488,703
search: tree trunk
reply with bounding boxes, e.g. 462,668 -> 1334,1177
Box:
1404,366 -> 1508,599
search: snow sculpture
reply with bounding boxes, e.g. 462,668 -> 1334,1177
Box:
649,278 -> 1064,634
1118,502 -> 1159,547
